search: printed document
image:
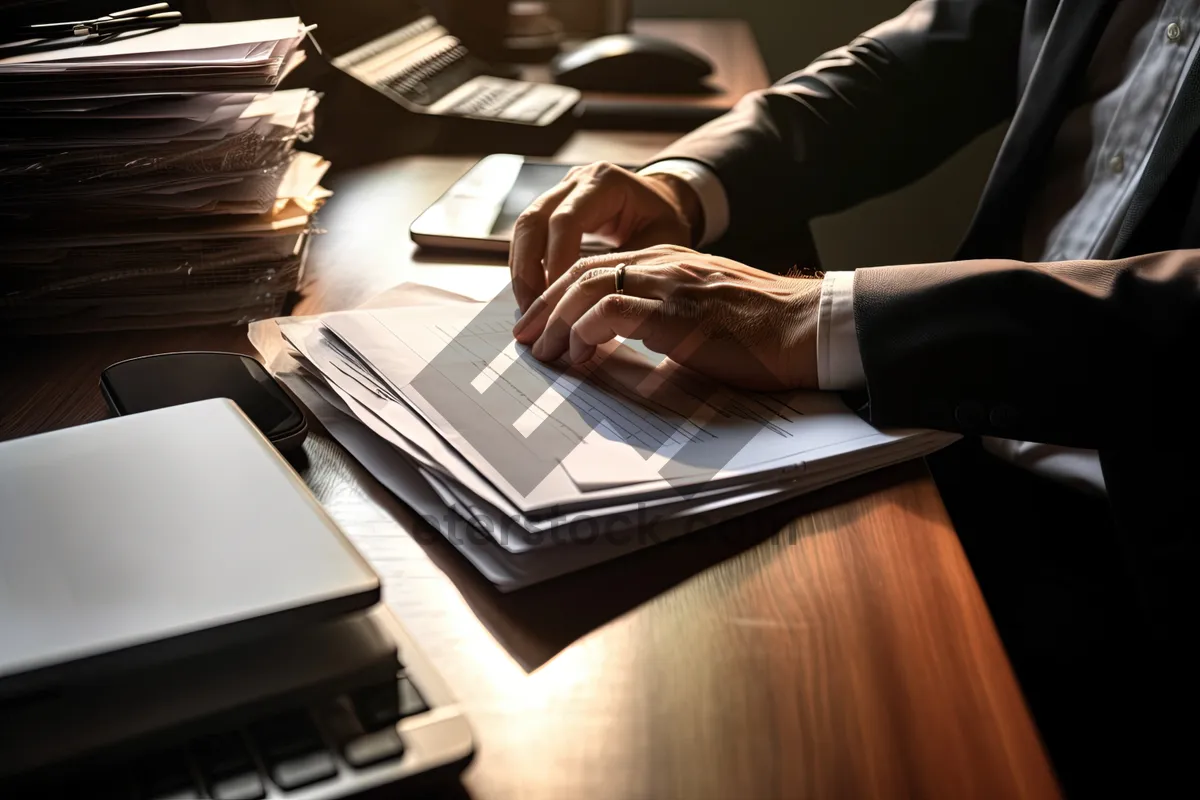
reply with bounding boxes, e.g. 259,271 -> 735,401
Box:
320,290 -> 933,514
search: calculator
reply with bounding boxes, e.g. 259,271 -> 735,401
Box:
326,6 -> 580,128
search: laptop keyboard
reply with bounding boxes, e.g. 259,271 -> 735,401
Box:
21,668 -> 430,799
444,79 -> 532,117
380,38 -> 469,103
428,76 -> 572,123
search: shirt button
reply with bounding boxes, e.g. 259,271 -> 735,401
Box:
1110,153 -> 1125,174
1167,21 -> 1183,42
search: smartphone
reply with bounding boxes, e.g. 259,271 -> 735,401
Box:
100,352 -> 308,453
409,153 -> 622,253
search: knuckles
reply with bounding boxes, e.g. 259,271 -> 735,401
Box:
596,294 -> 629,318
515,206 -> 546,227
581,161 -> 622,182
578,267 -> 611,286
567,259 -> 599,282
548,207 -> 579,231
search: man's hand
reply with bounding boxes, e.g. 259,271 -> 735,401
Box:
508,162 -> 703,312
512,245 -> 822,391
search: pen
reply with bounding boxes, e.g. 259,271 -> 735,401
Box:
1,4 -> 182,46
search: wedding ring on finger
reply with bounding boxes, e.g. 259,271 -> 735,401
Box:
614,262 -> 627,294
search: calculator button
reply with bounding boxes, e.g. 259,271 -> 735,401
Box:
250,710 -> 323,761
343,728 -> 406,769
250,710 -> 338,791
351,681 -> 402,730
193,732 -> 254,777
397,675 -> 429,718
193,732 -> 264,800
136,750 -> 202,800
316,696 -> 367,745
209,772 -> 265,800
270,751 -> 338,791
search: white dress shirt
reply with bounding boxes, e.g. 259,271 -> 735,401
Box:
641,0 -> 1200,496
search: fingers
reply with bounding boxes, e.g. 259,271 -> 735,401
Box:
510,179 -> 575,312
568,295 -> 663,364
509,159 -> 693,314
543,171 -> 638,287
513,253 -> 618,343
530,263 -> 669,360
517,250 -> 672,345
513,244 -> 698,340
509,166 -> 627,313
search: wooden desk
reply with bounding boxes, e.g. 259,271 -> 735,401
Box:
0,20 -> 1060,800
0,148 -> 1060,800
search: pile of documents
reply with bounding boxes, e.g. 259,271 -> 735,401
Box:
0,18 -> 331,333
251,275 -> 958,591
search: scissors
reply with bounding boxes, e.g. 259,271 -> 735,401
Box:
0,4 -> 182,47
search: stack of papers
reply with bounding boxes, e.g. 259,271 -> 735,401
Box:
251,278 -> 958,591
0,19 -> 329,334
0,18 -> 308,93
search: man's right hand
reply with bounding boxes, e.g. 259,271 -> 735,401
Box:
508,161 -> 703,312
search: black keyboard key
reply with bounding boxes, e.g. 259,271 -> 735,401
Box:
146,788 -> 202,800
351,681 -> 401,730
316,696 -> 366,745
250,710 -> 324,761
397,675 -> 429,718
193,732 -> 263,800
351,674 -> 430,730
209,772 -> 265,800
193,732 -> 255,777
70,771 -> 137,800
137,750 -> 201,800
250,709 -> 338,791
270,750 -> 338,791
342,728 -> 406,769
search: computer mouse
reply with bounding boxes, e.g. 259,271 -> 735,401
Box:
550,34 -> 714,94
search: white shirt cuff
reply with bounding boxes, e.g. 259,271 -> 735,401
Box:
816,270 -> 867,391
639,159 -> 731,247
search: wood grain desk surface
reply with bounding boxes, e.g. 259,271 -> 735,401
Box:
0,148 -> 1060,800
0,20 -> 1059,800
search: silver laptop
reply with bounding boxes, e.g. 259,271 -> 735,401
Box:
0,399 -> 472,797
0,398 -> 379,699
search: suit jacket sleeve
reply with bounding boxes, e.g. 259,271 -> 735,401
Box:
853,252 -> 1200,653
652,0 -> 1026,246
851,252 -> 1200,450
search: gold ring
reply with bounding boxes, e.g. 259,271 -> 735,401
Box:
614,262 -> 627,294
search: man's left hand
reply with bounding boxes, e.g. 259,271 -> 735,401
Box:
511,245 -> 822,392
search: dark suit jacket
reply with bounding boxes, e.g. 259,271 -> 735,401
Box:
656,0 -> 1199,658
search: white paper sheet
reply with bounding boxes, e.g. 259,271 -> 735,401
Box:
0,19 -> 304,67
249,282 -> 958,589
276,319 -> 815,555
320,297 -> 944,514
275,363 -> 940,590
